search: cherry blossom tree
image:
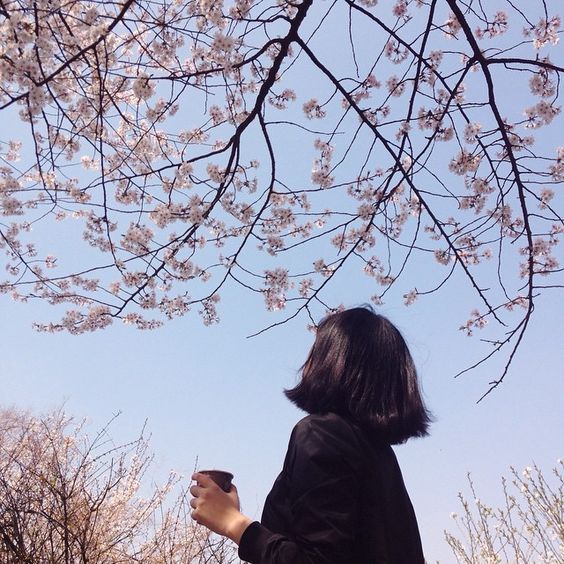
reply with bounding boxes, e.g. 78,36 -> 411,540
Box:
0,408 -> 239,563
0,0 -> 562,393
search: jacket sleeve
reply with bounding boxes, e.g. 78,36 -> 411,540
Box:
238,415 -> 365,564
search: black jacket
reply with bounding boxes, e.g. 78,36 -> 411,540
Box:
238,413 -> 425,563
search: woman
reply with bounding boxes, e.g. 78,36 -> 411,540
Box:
190,307 -> 431,563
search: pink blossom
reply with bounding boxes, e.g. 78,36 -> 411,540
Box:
449,150 -> 481,175
384,39 -> 408,64
212,32 -> 235,53
207,163 -> 226,183
263,267 -> 289,311
386,76 -> 405,97
444,13 -> 462,38
269,89 -> 297,110
549,147 -> 564,181
229,0 -> 252,19
132,74 -> 155,100
199,294 -> 220,325
459,309 -> 488,336
403,289 -> 417,305
311,140 -> 334,188
357,203 -> 374,221
434,249 -> 451,265
464,123 -> 482,143
527,16 -> 561,49
538,188 -> 554,209
208,105 -> 225,125
4,140 -> 22,162
392,1 -> 408,19
523,101 -> 561,128
121,224 -> 154,254
475,11 -> 508,39
303,99 -> 326,119
299,278 -> 313,298
529,66 -> 556,97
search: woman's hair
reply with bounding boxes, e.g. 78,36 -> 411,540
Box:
285,306 -> 431,444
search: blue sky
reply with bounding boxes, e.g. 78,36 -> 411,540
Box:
1,1 -> 563,562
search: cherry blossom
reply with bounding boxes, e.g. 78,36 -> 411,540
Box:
525,16 -> 561,50
0,408 -> 233,562
303,99 -> 326,119
263,267 -> 290,311
403,289 -> 417,306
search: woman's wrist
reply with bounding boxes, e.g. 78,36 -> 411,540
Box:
225,512 -> 253,545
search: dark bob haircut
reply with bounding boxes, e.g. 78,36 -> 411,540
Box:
285,307 -> 431,444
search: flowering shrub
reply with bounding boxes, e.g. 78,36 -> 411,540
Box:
445,462 -> 564,563
0,408 -> 239,563
0,0 -> 562,391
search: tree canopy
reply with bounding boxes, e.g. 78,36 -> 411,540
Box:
0,0 -> 562,391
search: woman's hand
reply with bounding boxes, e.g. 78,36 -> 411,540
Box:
190,472 -> 252,544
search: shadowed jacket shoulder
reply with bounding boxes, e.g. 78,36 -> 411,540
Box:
238,413 -> 425,564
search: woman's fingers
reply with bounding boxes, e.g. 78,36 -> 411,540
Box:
190,483 -> 203,497
189,472 -> 244,535
192,472 -> 215,487
189,481 -> 248,540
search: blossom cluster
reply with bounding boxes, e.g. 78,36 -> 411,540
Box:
0,408 -> 231,562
